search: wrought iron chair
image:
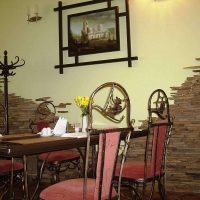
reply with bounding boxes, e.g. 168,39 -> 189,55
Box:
29,99 -> 81,183
39,82 -> 135,200
0,103 -> 24,199
115,89 -> 173,200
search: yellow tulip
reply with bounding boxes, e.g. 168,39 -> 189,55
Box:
74,96 -> 90,116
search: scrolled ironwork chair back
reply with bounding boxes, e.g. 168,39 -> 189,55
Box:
29,100 -> 56,133
148,89 -> 171,125
88,82 -> 134,130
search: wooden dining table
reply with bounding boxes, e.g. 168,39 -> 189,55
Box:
0,129 -> 147,200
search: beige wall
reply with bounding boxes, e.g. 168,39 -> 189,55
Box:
0,0 -> 199,125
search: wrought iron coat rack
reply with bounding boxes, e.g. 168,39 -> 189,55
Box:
54,0 -> 138,74
0,50 -> 25,134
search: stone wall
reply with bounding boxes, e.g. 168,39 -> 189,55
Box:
167,67 -> 200,193
0,89 -> 37,135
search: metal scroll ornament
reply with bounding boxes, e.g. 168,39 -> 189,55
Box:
92,84 -> 127,123
149,89 -> 169,121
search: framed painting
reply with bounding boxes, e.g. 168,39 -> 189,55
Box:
68,6 -> 120,57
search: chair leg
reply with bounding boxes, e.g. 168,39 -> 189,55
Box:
131,183 -> 142,200
36,159 -> 42,181
49,163 -> 61,184
77,160 -> 82,177
65,158 -> 82,178
142,182 -> 146,200
158,177 -> 167,200
0,177 -> 9,200
31,159 -> 47,200
133,180 -> 155,200
147,180 -> 156,200
0,172 -> 24,200
37,156 -> 81,184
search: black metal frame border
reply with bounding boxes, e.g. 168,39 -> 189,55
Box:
54,0 -> 138,74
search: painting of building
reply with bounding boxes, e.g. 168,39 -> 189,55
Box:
81,19 -> 114,41
68,7 -> 120,56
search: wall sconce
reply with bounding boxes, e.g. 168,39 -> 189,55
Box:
27,5 -> 42,23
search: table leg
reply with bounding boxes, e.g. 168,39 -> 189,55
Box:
91,145 -> 98,178
9,157 -> 14,199
23,155 -> 29,200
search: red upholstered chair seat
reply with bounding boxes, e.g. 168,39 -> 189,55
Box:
115,160 -> 162,180
0,159 -> 23,174
38,150 -> 80,162
40,177 -> 117,200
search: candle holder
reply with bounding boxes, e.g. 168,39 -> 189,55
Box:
27,14 -> 42,22
27,5 -> 42,23
0,50 -> 25,134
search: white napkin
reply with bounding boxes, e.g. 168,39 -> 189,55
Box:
39,127 -> 53,137
61,132 -> 87,138
52,117 -> 67,136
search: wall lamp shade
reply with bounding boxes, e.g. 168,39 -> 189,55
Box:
27,4 -> 42,22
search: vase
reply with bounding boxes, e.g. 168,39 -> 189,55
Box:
82,115 -> 87,133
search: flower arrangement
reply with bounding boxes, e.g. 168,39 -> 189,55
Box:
74,96 -> 90,116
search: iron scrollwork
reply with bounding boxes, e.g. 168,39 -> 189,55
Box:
29,97 -> 72,133
89,82 -> 132,125
148,89 -> 170,122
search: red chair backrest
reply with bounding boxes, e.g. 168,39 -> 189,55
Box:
150,124 -> 168,175
147,89 -> 172,177
37,121 -> 49,132
94,131 -> 120,200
